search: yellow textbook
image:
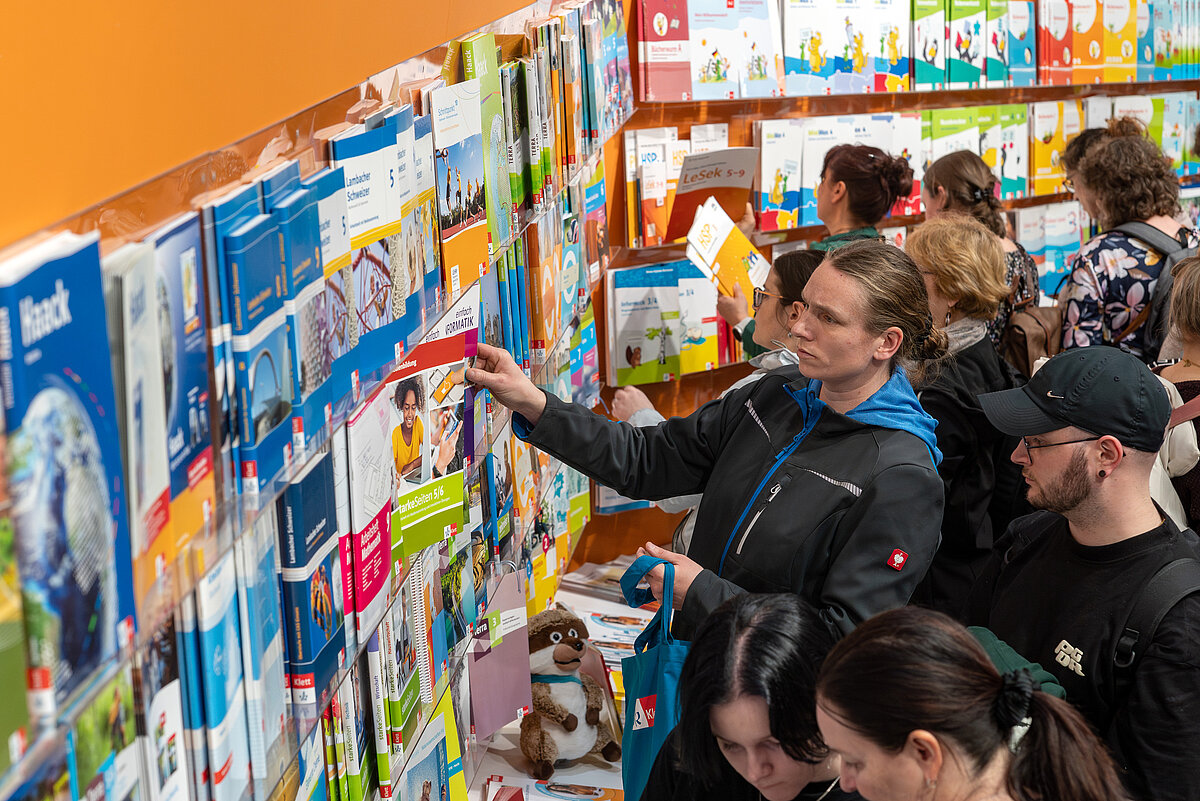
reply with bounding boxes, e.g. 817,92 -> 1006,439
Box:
685,197 -> 770,303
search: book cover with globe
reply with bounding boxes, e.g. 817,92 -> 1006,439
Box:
0,231 -> 137,722
462,32 -> 514,257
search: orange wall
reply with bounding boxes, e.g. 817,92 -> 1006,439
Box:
0,1 -> 528,249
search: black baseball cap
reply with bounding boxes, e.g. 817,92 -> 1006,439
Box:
979,348 -> 1170,453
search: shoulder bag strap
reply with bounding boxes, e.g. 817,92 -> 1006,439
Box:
1111,221 -> 1189,258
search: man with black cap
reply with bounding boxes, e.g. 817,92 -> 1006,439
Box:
967,348 -> 1200,800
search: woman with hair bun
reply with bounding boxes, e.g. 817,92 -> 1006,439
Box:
469,240 -> 948,640
1060,117 -> 1199,362
720,145 -> 913,356
923,150 -> 1040,349
816,607 -> 1129,801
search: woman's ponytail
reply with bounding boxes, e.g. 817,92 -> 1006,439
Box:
1007,692 -> 1127,801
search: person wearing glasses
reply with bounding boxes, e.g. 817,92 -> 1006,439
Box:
612,250 -> 824,554
967,347 -> 1200,801
719,145 -> 912,358
904,217 -> 1030,617
921,150 -> 1040,349
1059,117 -> 1199,362
468,239 -> 947,641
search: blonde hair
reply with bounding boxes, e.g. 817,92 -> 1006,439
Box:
906,215 -> 1009,321
1169,256 -> 1200,340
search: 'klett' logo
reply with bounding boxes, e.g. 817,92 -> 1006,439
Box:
632,695 -> 657,730
19,279 -> 71,347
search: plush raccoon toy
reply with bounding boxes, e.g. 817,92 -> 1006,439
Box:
520,609 -> 621,779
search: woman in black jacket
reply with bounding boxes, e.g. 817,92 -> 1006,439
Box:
467,240 -> 948,640
905,216 -> 1029,617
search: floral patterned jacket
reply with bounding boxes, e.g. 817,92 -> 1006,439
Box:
1060,227 -> 1200,358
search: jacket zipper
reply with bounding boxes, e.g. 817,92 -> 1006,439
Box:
718,384 -> 822,576
736,474 -> 791,555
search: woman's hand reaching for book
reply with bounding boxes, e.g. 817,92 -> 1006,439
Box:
466,343 -> 548,425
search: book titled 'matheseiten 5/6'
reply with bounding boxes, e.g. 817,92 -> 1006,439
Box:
0,231 -> 137,723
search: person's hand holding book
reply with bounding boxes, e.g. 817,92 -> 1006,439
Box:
467,343 -> 548,425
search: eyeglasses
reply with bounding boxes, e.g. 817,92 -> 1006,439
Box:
1061,177 -> 1075,192
1020,435 -> 1100,453
753,287 -> 786,310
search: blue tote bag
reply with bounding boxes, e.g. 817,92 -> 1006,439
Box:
619,555 -> 690,801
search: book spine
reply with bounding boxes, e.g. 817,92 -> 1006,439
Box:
522,59 -> 544,208
339,668 -> 363,801
366,632 -> 392,799
331,693 -> 349,801
321,708 -> 340,801
381,611 -> 403,755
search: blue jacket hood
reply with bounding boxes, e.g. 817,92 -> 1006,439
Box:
808,367 -> 943,466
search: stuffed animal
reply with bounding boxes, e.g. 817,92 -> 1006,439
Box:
521,609 -> 622,779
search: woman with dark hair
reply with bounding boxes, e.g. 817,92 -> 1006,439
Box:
613,250 -> 824,553
922,150 -> 1040,346
642,594 -> 854,801
721,145 -> 913,356
816,607 -> 1128,801
1060,117 -> 1199,361
468,239 -> 947,640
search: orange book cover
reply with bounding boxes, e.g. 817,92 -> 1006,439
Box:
686,196 -> 770,301
663,147 -> 758,243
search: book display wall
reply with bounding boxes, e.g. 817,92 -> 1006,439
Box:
6,0 -> 1200,799
0,2 -> 633,801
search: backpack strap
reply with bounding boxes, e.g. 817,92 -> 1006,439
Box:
1111,300 -> 1153,344
1113,558 -> 1200,669
1111,221 -> 1190,259
1170,393 -> 1200,429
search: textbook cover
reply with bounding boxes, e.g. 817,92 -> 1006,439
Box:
70,663 -> 141,801
333,416 -> 357,657
278,454 -> 344,724
639,0 -> 692,100
583,160 -> 610,283
913,0 -> 947,89
1008,0 -> 1037,85
1000,104 -> 1029,198
389,106 -> 426,353
1039,0 -> 1072,84
605,264 -> 681,387
782,0 -> 834,94
347,236 -> 397,392
101,242 -> 173,623
757,120 -> 801,231
346,384 -> 395,641
663,147 -> 758,242
1029,100 -> 1074,195
463,32 -> 515,256
432,79 -> 490,297
947,0 -> 985,87
1072,0 -> 1104,84
1136,0 -> 1155,82
676,261 -> 722,375
233,510 -> 292,798
984,0 -> 1008,85
136,615 -> 188,801
798,116 -> 844,225
150,213 -> 217,573
194,550 -> 252,801
1103,0 -> 1137,82
296,721 -> 328,801
224,214 -> 294,499
413,114 -> 446,328
0,232 -> 136,721
686,0 -> 742,98
439,538 -> 477,659
0,498 -> 29,775
273,187 -> 332,458
402,714 -> 449,801
872,0 -> 912,90
685,197 -> 771,301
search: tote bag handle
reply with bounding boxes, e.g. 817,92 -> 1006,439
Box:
619,554 -> 677,651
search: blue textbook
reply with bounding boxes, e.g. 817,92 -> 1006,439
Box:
194,550 -> 252,801
224,214 -> 294,499
0,231 -> 137,722
273,187 -> 332,458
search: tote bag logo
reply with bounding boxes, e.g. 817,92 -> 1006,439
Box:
632,695 -> 658,730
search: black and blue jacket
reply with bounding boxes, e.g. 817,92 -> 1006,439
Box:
514,365 -> 945,640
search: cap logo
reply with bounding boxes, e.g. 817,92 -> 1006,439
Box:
1046,390 -> 1065,399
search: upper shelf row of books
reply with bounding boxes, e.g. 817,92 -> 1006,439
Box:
636,0 -> 1199,103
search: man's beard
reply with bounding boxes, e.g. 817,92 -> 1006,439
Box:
1028,447 -> 1093,515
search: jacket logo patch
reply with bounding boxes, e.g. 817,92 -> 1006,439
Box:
887,549 -> 908,570
632,695 -> 657,730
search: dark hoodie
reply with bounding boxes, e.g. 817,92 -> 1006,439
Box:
515,365 -> 945,640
